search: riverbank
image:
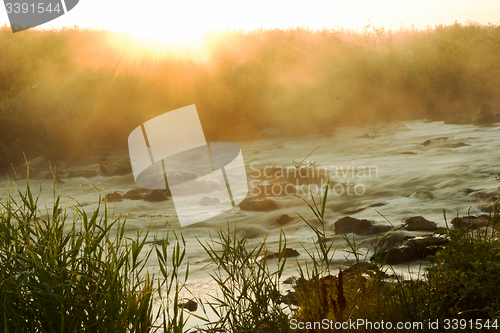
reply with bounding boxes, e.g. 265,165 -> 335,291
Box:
1,177 -> 499,332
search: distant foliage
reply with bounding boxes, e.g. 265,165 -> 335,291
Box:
1,23 -> 500,163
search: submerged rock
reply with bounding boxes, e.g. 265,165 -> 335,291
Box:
421,139 -> 432,146
199,196 -> 220,206
276,214 -> 294,226
239,197 -> 279,212
123,188 -> 149,200
99,157 -> 132,176
451,215 -> 492,229
145,239 -> 169,246
473,103 -> 500,125
334,216 -> 392,235
444,142 -> 469,148
264,248 -> 300,260
178,299 -> 198,312
375,231 -> 415,252
403,216 -> 439,232
143,189 -> 170,202
342,202 -> 387,215
66,170 -> 98,178
343,262 -> 379,275
102,191 -> 122,202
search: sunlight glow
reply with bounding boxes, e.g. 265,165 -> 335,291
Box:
1,0 -> 499,49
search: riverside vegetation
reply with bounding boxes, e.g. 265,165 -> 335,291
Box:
1,22 -> 500,164
1,177 -> 500,332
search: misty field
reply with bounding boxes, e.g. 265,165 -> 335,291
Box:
0,22 -> 499,164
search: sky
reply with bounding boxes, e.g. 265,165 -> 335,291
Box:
1,0 -> 499,48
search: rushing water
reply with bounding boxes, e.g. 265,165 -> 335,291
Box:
3,119 -> 500,325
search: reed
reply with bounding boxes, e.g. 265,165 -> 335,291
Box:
1,177 -> 500,331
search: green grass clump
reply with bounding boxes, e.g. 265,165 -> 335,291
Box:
2,179 -> 500,332
0,181 -> 194,332
427,227 -> 500,321
0,183 -> 157,332
288,183 -> 500,332
198,226 -> 291,332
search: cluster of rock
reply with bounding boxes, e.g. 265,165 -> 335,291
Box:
333,215 -> 448,265
15,156 -> 131,181
444,103 -> 500,125
332,214 -> 497,265
14,156 -> 176,203
101,189 -> 170,202
451,214 -> 493,229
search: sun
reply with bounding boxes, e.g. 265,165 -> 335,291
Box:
123,24 -> 207,51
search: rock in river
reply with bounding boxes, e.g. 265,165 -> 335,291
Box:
334,216 -> 392,235
99,157 -> 132,176
451,215 -> 492,229
403,216 -> 439,232
372,233 -> 449,264
239,197 -> 279,212
143,189 -> 170,202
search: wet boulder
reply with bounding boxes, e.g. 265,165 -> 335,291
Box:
275,214 -> 294,226
451,215 -> 492,229
473,103 -> 500,125
372,235 -> 449,264
334,216 -> 392,235
178,299 -> 198,312
145,239 -> 169,246
239,197 -> 279,212
123,188 -> 149,200
99,157 -> 132,176
421,139 -> 432,146
143,189 -> 170,202
102,191 -> 123,202
264,248 -> 300,260
403,216 -> 439,232
375,231 -> 415,252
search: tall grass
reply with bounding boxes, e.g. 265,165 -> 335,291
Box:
1,23 -> 500,164
290,188 -> 500,332
0,180 -> 192,332
2,179 -> 500,332
198,226 -> 290,332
